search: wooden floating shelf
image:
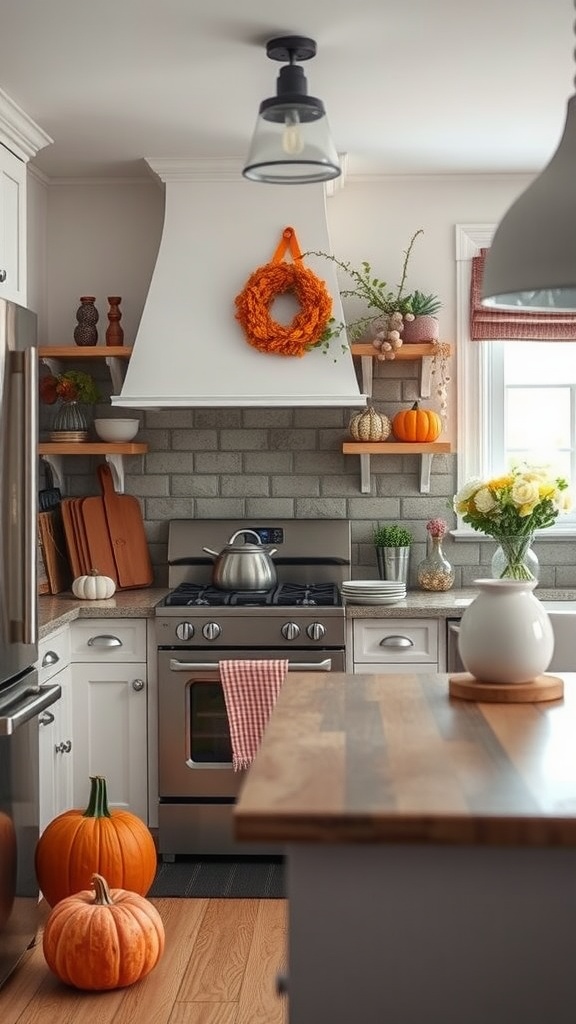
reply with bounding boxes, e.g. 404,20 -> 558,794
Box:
342,442 -> 452,456
38,442 -> 147,456
39,346 -> 133,359
350,342 -> 445,360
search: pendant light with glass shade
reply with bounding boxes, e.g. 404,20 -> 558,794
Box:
242,35 -> 341,185
482,3 -> 576,312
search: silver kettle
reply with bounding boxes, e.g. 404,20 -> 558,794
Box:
202,529 -> 278,591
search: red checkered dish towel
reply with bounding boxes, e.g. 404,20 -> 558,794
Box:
218,659 -> 289,771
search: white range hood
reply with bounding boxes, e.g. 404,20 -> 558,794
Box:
112,159 -> 365,409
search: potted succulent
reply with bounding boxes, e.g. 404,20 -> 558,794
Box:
401,290 -> 442,344
373,523 -> 414,583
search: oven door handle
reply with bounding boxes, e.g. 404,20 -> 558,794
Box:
168,658 -> 334,673
0,683 -> 61,736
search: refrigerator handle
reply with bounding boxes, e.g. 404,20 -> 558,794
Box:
23,345 -> 38,644
10,346 -> 38,645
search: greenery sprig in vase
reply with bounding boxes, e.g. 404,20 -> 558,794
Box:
305,229 -> 425,360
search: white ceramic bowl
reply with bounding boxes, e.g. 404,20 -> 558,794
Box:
93,418 -> 140,442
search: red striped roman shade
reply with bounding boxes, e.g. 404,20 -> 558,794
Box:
470,248 -> 576,340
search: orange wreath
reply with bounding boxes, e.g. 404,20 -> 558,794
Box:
234,227 -> 333,357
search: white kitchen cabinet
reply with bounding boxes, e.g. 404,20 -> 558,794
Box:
0,143 -> 26,305
38,626 -> 74,831
351,616 -> 444,673
70,619 -> 148,820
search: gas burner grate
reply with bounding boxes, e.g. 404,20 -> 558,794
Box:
162,581 -> 342,608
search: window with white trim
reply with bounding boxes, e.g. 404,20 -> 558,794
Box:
455,224 -> 576,530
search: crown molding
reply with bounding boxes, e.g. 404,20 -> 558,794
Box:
0,87 -> 53,161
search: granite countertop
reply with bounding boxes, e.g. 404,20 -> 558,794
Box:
235,670 -> 576,847
39,586 -> 576,637
38,588 -> 169,637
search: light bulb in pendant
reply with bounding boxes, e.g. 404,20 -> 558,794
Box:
282,111 -> 304,155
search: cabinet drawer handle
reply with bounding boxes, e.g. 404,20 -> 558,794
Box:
379,635 -> 414,649
39,710 -> 55,726
55,739 -> 72,754
87,635 -> 123,648
0,269 -> 6,283
42,650 -> 60,667
132,678 -> 145,692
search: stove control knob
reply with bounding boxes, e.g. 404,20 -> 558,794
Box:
306,622 -> 326,642
281,622 -> 300,641
203,621 -> 221,641
176,622 -> 195,641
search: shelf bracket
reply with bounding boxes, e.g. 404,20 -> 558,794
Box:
105,454 -> 126,493
360,355 -> 374,398
419,355 -> 432,399
359,454 -> 371,494
419,454 -> 433,493
40,453 -> 65,494
105,355 -> 125,395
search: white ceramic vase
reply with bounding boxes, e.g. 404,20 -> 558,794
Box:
457,579 -> 554,684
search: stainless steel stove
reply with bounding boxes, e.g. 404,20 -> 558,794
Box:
155,518 -> 350,858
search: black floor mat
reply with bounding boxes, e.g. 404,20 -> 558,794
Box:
148,855 -> 285,899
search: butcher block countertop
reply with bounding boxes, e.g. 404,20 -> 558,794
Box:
235,670 -> 576,848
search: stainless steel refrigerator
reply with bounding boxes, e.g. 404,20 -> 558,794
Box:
0,297 -> 61,987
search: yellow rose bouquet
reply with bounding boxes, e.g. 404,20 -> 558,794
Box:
453,464 -> 572,580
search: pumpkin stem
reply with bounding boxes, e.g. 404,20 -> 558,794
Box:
91,873 -> 114,905
83,776 -> 112,819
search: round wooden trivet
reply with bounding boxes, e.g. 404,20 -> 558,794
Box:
448,672 -> 564,703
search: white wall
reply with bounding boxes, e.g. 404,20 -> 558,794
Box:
45,181 -> 164,347
326,173 -> 534,345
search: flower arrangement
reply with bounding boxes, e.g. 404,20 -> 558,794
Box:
453,464 -> 572,579
39,370 -> 101,405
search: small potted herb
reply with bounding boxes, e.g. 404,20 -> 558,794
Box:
373,523 -> 414,583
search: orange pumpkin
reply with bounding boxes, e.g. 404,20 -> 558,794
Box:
35,776 -> 157,907
392,401 -> 442,443
0,812 -> 17,929
42,873 -> 165,990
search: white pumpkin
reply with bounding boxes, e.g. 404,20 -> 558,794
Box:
72,571 -> 116,601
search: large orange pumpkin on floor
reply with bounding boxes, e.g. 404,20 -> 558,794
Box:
35,776 -> 157,907
392,401 -> 442,443
42,873 -> 165,990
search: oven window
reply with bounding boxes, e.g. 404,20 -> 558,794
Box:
189,682 -> 233,764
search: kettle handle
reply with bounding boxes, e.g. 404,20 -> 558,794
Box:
202,547 -> 219,558
228,529 -> 263,546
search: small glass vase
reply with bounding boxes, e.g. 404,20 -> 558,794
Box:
491,534 -> 539,582
50,400 -> 90,440
417,536 -> 454,591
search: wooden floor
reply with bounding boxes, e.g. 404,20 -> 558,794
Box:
0,898 -> 288,1024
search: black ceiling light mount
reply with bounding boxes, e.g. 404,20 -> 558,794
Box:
242,34 -> 341,185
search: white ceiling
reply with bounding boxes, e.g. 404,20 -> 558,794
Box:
0,0 -> 573,180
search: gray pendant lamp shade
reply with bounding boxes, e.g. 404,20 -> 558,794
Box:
242,36 -> 341,185
482,85 -> 576,312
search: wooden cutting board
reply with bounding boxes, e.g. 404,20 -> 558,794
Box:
70,498 -> 91,576
97,463 -> 153,588
60,499 -> 84,580
80,495 -> 119,583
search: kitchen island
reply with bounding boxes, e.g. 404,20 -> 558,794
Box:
235,671 -> 576,1024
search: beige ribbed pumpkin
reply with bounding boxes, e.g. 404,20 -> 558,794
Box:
348,407 -> 391,442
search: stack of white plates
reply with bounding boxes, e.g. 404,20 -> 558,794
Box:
341,580 -> 407,605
